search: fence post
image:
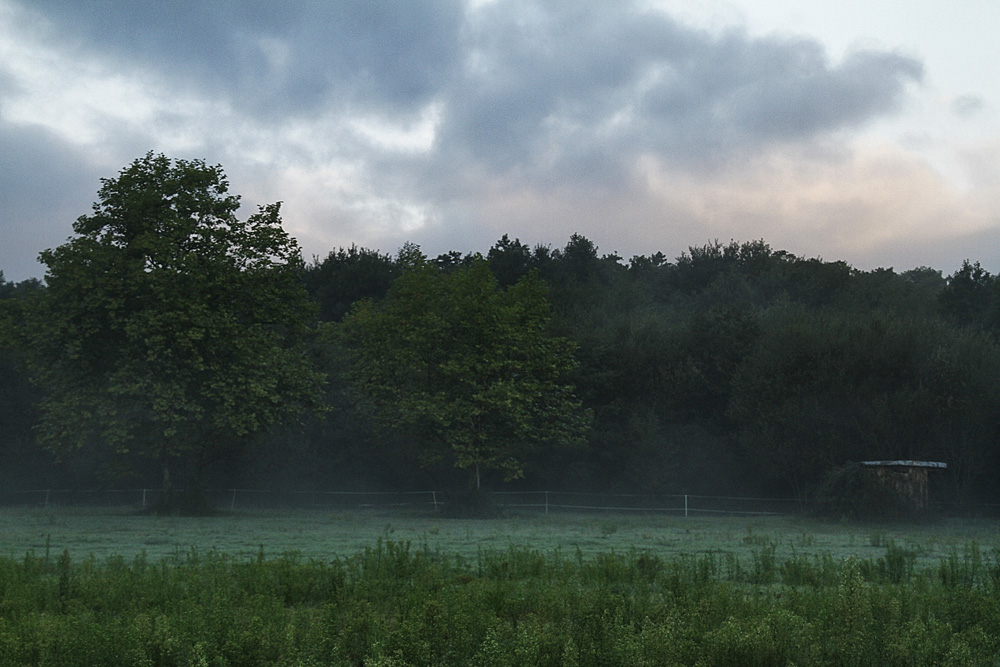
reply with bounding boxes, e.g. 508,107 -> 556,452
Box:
432,491 -> 438,511
545,491 -> 549,515
45,489 -> 50,507
142,488 -> 147,509
231,489 -> 237,511
684,494 -> 688,518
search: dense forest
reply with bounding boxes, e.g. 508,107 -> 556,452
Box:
4,232 -> 1000,509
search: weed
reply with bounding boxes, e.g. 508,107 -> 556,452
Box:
742,526 -> 772,546
750,540 -> 777,585
869,530 -> 888,548
0,539 -> 996,664
938,541 -> 984,589
881,540 -> 917,584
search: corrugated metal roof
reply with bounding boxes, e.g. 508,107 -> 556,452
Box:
861,460 -> 947,469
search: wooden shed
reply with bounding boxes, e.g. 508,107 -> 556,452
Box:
861,460 -> 947,510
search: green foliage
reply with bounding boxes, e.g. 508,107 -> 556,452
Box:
939,260 -> 1000,331
0,284 -> 48,488
729,305 -> 1000,499
1,539 -> 1000,665
17,153 -> 326,502
304,245 -> 400,322
486,234 -> 533,287
340,247 -> 590,487
10,224 -> 1000,507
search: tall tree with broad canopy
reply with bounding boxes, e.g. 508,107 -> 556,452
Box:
21,153 -> 326,512
340,245 -> 590,491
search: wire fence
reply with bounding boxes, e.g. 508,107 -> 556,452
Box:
491,491 -> 803,516
2,487 -> 997,517
0,488 -> 803,516
0,489 -> 440,512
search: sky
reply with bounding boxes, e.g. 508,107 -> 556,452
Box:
1,0 -> 998,282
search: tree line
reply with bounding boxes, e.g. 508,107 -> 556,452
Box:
2,154 -> 1000,511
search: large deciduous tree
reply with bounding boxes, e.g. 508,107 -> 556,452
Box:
340,246 -> 590,491
21,153 -> 325,511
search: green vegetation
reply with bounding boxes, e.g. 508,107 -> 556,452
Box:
340,246 -> 590,492
11,154 -> 325,512
6,154 -> 1000,512
2,510 -> 1000,665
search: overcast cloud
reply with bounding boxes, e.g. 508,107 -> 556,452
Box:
1,0 -> 997,281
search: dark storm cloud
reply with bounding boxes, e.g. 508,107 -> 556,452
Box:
26,0 -> 466,117
27,0 -> 921,162
0,125 -> 103,281
640,41 -> 924,143
434,1 -> 923,183
436,2 -> 701,176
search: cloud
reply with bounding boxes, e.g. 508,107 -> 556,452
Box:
21,0 -> 466,118
0,123 -> 105,281
2,0 -> 926,175
640,140 -> 990,251
3,0 -> 982,281
406,138 -> 994,273
952,93 -> 985,118
433,1 -> 923,186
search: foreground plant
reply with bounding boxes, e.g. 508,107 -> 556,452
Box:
2,541 -> 1000,665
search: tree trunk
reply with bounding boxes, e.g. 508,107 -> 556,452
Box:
160,458 -> 173,510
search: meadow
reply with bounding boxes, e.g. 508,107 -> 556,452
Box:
4,505 -> 1000,564
2,507 -> 1000,665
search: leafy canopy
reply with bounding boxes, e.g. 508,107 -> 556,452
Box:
340,246 -> 590,487
22,152 -> 325,478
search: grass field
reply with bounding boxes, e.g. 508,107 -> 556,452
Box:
3,507 -> 1000,665
3,505 -> 1000,564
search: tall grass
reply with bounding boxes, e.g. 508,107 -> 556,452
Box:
1,539 -> 1000,665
